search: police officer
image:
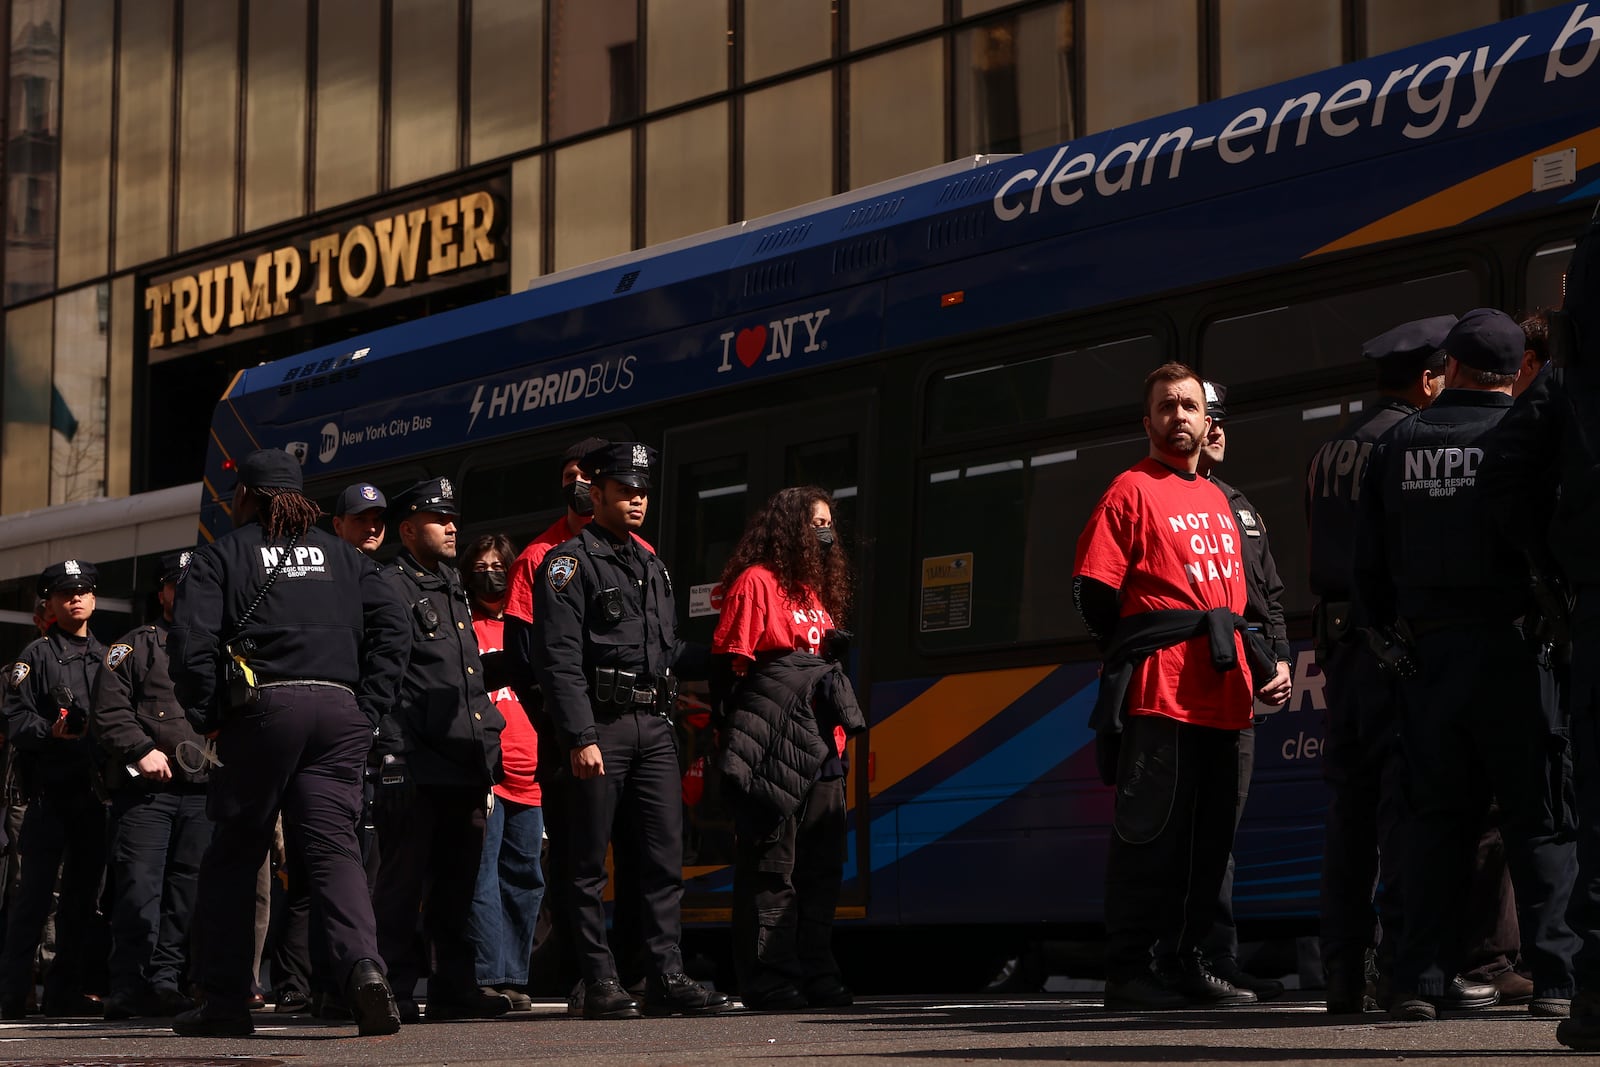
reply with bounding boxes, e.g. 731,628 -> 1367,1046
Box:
1479,207 -> 1600,1051
1306,315 -> 1452,1012
0,560 -> 107,1018
168,449 -> 409,1037
91,551 -> 214,1020
1354,309 -> 1578,1022
1156,381 -> 1291,1000
333,482 -> 388,555
373,477 -> 510,1022
533,442 -> 729,1019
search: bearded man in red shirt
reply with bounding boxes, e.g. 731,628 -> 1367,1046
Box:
1072,362 -> 1288,1013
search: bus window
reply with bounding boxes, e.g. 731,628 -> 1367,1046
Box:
784,434 -> 859,533
671,453 -> 751,647
461,451 -> 566,530
917,430 -> 1146,652
1202,269 -> 1482,385
1525,239 -> 1574,317
925,334 -> 1159,441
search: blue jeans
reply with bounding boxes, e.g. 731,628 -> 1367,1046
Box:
469,797 -> 545,987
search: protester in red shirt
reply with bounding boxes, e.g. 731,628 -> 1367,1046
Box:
463,533 -> 542,1012
1072,362 -> 1287,1013
712,486 -> 861,1011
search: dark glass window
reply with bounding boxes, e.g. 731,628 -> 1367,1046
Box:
1200,269 -> 1482,385
926,334 -> 1160,440
955,2 -> 1074,156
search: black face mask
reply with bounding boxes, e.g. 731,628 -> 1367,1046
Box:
564,480 -> 594,517
815,526 -> 836,550
465,569 -> 508,601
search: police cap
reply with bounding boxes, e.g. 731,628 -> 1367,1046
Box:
564,436 -> 609,464
238,449 -> 304,492
38,559 -> 98,598
1362,315 -> 1458,364
158,550 -> 193,585
1203,380 -> 1228,422
1442,308 -> 1526,375
583,442 -> 658,490
392,477 -> 460,518
335,482 -> 387,516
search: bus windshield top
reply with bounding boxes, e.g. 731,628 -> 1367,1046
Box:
204,3 -> 1600,534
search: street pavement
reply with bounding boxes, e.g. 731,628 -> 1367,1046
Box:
0,994 -> 1587,1065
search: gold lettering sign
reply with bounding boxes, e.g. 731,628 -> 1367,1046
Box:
144,190 -> 501,350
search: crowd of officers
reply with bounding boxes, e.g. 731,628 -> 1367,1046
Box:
0,435 -> 860,1038
1072,209 -> 1600,1054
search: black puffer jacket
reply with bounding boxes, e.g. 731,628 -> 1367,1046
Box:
716,651 -> 866,819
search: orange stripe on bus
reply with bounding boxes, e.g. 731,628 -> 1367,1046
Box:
867,666 -> 1056,799
1310,128 -> 1600,257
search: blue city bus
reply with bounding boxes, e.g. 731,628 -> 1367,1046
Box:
198,5 -> 1600,982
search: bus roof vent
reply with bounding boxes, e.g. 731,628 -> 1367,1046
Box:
742,258 -> 799,297
926,207 -> 988,251
935,168 -> 1005,205
752,223 -> 812,255
840,197 -> 904,232
831,235 -> 889,276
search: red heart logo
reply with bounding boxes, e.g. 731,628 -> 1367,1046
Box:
735,325 -> 767,367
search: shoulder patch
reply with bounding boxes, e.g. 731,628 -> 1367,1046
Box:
547,556 -> 579,592
5,662 -> 29,690
107,644 -> 135,670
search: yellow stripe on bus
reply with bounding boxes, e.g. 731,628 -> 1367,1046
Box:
1310,127 -> 1600,257
867,666 -> 1056,799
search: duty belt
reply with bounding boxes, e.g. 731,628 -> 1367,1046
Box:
591,668 -> 676,716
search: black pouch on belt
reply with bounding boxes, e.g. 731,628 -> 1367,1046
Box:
1205,607 -> 1239,672
594,668 -> 616,704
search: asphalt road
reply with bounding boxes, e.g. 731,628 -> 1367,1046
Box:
0,994 -> 1587,1066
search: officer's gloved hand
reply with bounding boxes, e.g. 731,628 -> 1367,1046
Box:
1094,730 -> 1121,787
373,753 -> 415,820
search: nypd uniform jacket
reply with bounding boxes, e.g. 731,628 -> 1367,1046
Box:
1212,475 -> 1290,662
3,629 -> 106,797
376,550 -> 505,788
1304,397 -> 1420,601
1353,390 -> 1527,626
90,621 -> 210,790
532,525 -> 695,752
169,523 -> 409,732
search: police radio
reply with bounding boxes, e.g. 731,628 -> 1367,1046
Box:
49,684 -> 86,734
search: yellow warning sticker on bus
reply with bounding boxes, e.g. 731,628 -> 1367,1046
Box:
920,553 -> 973,632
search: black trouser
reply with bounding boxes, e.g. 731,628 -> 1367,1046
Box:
1319,639 -> 1407,974
267,825 -> 319,999
1394,624 -> 1578,999
0,789 -> 105,1006
1557,602 -> 1600,995
1103,714 -> 1241,983
731,776 -> 846,999
1200,725 -> 1254,966
565,707 -> 683,983
190,684 -> 382,1009
106,787 -> 211,999
371,783 -> 486,1005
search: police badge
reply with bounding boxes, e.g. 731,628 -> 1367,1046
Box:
547,556 -> 579,591
632,444 -> 649,468
107,644 -> 134,670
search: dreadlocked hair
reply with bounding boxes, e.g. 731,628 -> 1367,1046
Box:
719,486 -> 851,622
255,486 -> 323,540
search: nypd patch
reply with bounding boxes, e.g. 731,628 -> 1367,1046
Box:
547,556 -> 579,592
5,662 -> 28,690
107,644 -> 134,670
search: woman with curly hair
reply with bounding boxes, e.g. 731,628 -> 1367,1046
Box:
711,486 -> 864,1011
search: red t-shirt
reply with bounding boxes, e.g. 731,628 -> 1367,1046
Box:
711,564 -> 835,659
711,565 -> 845,758
1072,457 -> 1253,730
473,612 -> 540,806
504,515 -> 656,623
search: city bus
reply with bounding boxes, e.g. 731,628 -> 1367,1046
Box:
196,4 -> 1600,985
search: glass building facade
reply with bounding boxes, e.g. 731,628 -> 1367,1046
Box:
0,0 -> 1563,515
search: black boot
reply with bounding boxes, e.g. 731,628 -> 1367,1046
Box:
1325,956 -> 1376,1014
425,987 -> 512,1021
643,973 -> 731,1016
1557,990 -> 1600,1050
347,959 -> 402,1036
583,977 -> 642,1020
1170,954 -> 1257,1007
173,999 -> 255,1037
